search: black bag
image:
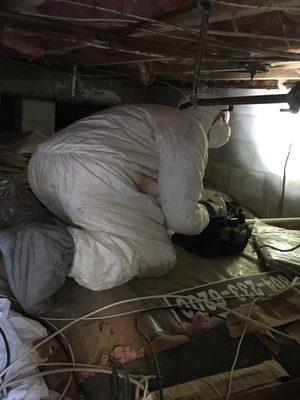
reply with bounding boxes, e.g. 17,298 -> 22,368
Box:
172,202 -> 251,258
0,180 -> 54,228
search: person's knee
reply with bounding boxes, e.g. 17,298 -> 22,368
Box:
136,241 -> 177,278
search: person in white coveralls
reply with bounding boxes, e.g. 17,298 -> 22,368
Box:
28,102 -> 231,291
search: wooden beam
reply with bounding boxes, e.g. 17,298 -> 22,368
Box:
0,11 -> 197,60
162,0 -> 300,25
208,30 -> 300,43
122,0 -> 300,39
155,67 -> 300,81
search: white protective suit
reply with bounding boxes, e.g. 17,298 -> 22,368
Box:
28,104 -> 230,291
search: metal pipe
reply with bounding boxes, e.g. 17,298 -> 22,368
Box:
246,218 -> 300,230
195,93 -> 287,107
191,0 -> 211,104
180,82 -> 300,113
180,93 -> 287,108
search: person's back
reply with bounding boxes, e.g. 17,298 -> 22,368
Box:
28,104 -> 218,290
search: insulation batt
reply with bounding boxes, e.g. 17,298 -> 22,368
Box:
28,104 -> 227,291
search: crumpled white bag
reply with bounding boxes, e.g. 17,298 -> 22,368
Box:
0,299 -> 49,400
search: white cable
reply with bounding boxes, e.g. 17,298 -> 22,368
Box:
278,142 -> 292,217
0,319 -> 76,399
1,362 -> 104,388
1,292 -> 299,383
2,361 -> 153,390
139,376 -> 150,400
225,297 -> 262,400
1,367 -> 151,392
216,301 -> 300,343
40,293 -> 270,321
44,320 -> 75,400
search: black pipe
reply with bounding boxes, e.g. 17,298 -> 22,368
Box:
180,93 -> 287,109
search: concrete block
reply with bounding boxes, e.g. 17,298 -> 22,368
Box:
202,87 -> 300,218
266,174 -> 282,202
15,98 -> 56,135
227,189 -> 243,204
228,167 -> 246,193
21,99 -> 55,122
242,170 -> 266,199
21,120 -> 55,135
228,115 -> 240,141
231,113 -> 257,143
240,193 -> 267,217
252,152 -> 274,174
209,140 -> 256,171
268,201 -> 281,218
281,180 -> 300,216
229,167 -> 266,199
205,161 -> 231,192
253,139 -> 291,176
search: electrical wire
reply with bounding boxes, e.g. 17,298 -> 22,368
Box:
41,302 -> 230,322
42,321 -> 75,400
135,308 -> 226,399
278,142 -> 292,217
0,326 -> 10,397
136,314 -> 165,400
4,314 -> 88,400
0,327 -> 10,370
0,304 -> 223,397
0,366 -> 152,395
117,362 -> 131,400
154,80 -> 187,96
35,318 -> 89,400
1,292 -> 299,383
1,292 -> 298,397
225,297 -> 262,400
2,361 -> 148,398
40,293 -> 269,321
138,375 -> 150,400
138,304 -> 226,320
259,243 -> 300,253
110,366 -> 121,400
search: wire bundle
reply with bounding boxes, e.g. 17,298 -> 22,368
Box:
0,290 -> 299,399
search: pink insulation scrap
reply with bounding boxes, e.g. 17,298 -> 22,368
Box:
100,345 -> 147,367
179,312 -> 210,338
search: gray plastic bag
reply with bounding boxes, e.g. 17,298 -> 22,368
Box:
0,223 -> 74,314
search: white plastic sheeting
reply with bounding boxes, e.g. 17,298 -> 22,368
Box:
0,298 -> 49,400
28,104 -> 224,291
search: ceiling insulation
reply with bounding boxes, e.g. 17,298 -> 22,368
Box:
0,0 -> 300,88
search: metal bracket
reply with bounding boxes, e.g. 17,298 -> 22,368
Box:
180,82 -> 300,114
281,83 -> 300,113
190,0 -> 211,105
